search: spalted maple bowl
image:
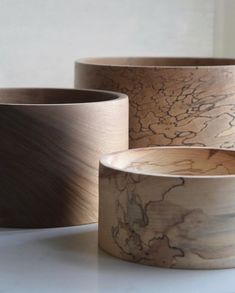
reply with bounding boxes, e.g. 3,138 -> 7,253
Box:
0,88 -> 128,228
75,57 -> 235,149
99,146 -> 235,269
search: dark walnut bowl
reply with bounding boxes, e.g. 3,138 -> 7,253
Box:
99,146 -> 235,269
75,57 -> 235,149
0,88 -> 128,228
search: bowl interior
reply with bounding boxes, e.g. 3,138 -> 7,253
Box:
0,88 -> 120,105
81,57 -> 235,67
102,147 -> 235,177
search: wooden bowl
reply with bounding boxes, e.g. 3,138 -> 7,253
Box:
0,88 -> 128,228
99,147 -> 235,269
75,57 -> 235,149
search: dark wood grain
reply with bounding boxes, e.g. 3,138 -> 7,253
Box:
0,88 -> 128,227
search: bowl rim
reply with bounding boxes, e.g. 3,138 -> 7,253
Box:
0,87 -> 128,106
100,146 -> 235,179
76,56 -> 235,69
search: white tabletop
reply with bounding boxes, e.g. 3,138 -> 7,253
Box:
0,223 -> 235,293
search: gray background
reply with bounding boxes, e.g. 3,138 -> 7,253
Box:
0,0 -> 233,87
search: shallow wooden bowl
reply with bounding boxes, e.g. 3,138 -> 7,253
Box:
0,88 -> 128,228
99,147 -> 235,269
75,57 -> 235,149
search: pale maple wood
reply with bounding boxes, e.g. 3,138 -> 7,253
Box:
99,147 -> 235,269
75,57 -> 235,149
0,88 -> 128,227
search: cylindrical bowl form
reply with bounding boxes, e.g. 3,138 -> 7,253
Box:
0,88 -> 128,228
99,147 -> 235,269
75,57 -> 235,149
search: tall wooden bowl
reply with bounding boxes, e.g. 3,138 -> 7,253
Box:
0,88 -> 128,228
99,147 -> 235,269
75,57 -> 235,149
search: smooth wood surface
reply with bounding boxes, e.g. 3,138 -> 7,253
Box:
75,57 -> 235,149
99,147 -> 235,269
0,88 -> 128,228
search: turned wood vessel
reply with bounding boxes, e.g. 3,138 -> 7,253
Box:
0,88 -> 128,228
75,57 -> 235,149
99,147 -> 235,269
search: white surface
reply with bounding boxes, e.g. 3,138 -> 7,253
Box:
213,0 -> 235,58
0,0 -> 214,87
0,224 -> 235,293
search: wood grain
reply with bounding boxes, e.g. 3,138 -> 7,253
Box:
75,57 -> 235,149
0,88 -> 128,227
99,147 -> 235,269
